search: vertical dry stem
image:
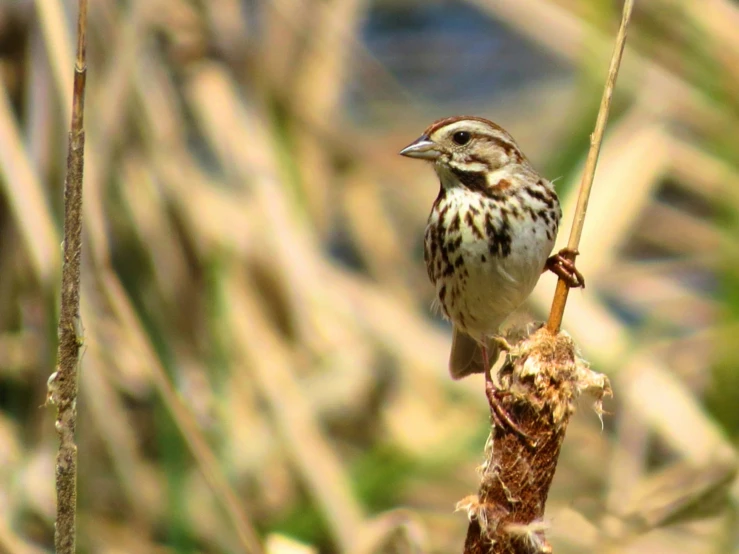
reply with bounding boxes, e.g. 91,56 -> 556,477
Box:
49,1 -> 88,553
546,0 -> 634,334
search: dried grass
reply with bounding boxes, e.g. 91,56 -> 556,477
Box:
0,0 -> 737,552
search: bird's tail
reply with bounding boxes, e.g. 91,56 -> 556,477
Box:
448,327 -> 499,379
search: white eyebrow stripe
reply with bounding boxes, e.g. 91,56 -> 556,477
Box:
431,120 -> 514,145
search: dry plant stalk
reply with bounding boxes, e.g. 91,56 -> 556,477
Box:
47,1 -> 88,553
460,2 -> 633,552
546,0 -> 635,334
459,329 -> 611,554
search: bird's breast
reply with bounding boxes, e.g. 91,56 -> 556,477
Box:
424,187 -> 557,338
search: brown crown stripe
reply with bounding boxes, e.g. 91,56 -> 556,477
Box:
424,115 -> 509,137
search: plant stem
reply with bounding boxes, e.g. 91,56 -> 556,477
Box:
546,0 -> 635,334
51,1 -> 88,552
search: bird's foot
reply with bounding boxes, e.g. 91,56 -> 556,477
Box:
485,366 -> 536,448
545,248 -> 585,288
490,335 -> 513,352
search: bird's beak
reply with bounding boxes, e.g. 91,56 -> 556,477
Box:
399,135 -> 440,160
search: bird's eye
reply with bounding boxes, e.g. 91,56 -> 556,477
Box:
452,131 -> 471,145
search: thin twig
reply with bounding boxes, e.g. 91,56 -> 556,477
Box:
546,0 -> 635,334
48,1 -> 88,553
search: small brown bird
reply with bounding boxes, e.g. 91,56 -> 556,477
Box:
400,116 -> 582,380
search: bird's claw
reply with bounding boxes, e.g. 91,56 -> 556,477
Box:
485,379 -> 537,448
545,248 -> 585,288
491,336 -> 513,352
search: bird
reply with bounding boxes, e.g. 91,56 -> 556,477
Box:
400,116 -> 583,382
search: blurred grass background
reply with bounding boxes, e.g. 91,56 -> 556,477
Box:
1,0 -> 739,552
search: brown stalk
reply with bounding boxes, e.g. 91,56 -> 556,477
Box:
461,2 -> 632,553
48,1 -> 88,553
546,0 -> 634,334
461,330 -> 611,554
